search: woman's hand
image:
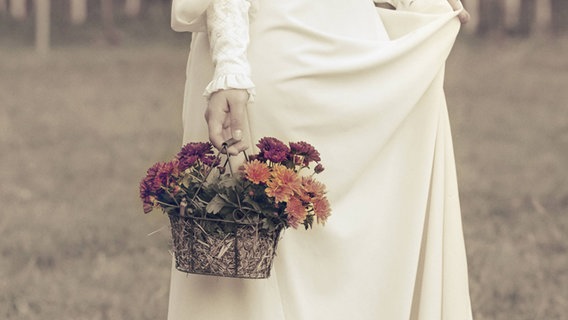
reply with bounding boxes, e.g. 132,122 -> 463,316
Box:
457,8 -> 471,24
205,89 -> 249,155
447,0 -> 471,24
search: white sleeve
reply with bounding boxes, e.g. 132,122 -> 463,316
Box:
203,0 -> 255,101
171,0 -> 211,32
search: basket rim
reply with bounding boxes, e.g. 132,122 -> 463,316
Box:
168,211 -> 286,228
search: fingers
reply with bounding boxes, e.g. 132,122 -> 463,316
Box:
226,90 -> 247,141
205,89 -> 250,155
458,10 -> 471,24
205,91 -> 229,151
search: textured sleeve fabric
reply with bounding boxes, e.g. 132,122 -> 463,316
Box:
203,0 -> 255,101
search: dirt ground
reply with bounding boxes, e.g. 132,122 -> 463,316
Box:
1,33 -> 567,319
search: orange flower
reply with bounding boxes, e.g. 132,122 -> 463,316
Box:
285,198 -> 306,229
265,165 -> 301,203
313,197 -> 331,224
286,198 -> 307,223
243,160 -> 271,184
301,176 -> 326,200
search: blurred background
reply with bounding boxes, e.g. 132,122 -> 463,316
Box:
1,0 -> 566,319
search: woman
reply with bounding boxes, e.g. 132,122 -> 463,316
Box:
168,0 -> 472,319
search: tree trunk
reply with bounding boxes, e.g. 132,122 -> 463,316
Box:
35,0 -> 50,54
125,0 -> 141,17
534,0 -> 552,34
516,0 -> 535,36
101,0 -> 120,45
10,0 -> 27,20
477,0 -> 506,36
70,0 -> 88,25
550,0 -> 568,34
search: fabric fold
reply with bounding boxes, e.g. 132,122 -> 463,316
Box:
168,1 -> 472,319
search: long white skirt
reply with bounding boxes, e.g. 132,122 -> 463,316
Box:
168,1 -> 473,319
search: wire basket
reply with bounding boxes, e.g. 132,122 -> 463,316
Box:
168,212 -> 283,279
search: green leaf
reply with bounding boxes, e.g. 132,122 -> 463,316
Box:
243,197 -> 262,212
217,175 -> 237,188
206,194 -> 227,215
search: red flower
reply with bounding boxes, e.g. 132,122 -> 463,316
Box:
289,141 -> 321,165
177,155 -> 198,171
151,161 -> 180,193
257,137 -> 290,163
139,179 -> 157,213
176,142 -> 215,170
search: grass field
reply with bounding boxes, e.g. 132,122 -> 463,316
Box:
1,32 -> 567,319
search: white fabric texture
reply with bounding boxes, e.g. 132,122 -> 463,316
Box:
168,0 -> 473,319
203,0 -> 255,100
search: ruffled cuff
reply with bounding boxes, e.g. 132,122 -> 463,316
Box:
203,74 -> 256,102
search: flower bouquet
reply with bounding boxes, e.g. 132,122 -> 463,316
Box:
140,137 -> 331,278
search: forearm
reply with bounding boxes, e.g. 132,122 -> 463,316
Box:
204,0 -> 255,99
446,0 -> 464,11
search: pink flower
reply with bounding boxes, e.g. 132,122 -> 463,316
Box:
139,179 -> 157,213
289,141 -> 321,165
146,160 -> 181,196
177,155 -> 198,171
176,142 -> 216,170
257,137 -> 290,163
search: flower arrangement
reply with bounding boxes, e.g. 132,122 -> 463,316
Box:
140,137 -> 331,234
139,137 -> 331,278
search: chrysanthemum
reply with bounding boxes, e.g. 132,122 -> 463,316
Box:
313,197 -> 331,224
243,160 -> 271,184
142,162 -> 163,193
257,137 -> 290,163
301,176 -> 327,200
177,155 -> 198,171
177,142 -> 214,168
289,141 -> 321,165
139,179 -> 157,213
153,161 -> 180,191
286,198 -> 307,229
265,165 -> 301,203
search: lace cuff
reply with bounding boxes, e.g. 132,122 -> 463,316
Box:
203,0 -> 255,101
204,74 -> 256,101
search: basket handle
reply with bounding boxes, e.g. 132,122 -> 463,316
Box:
221,138 -> 249,177
181,139 -> 249,218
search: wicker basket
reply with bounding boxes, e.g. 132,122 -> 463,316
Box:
168,213 -> 283,279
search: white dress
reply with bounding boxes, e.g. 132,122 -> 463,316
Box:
168,0 -> 473,319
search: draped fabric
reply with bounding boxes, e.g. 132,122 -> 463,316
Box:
168,1 -> 473,319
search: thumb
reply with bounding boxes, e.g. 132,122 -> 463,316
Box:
227,90 -> 248,141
